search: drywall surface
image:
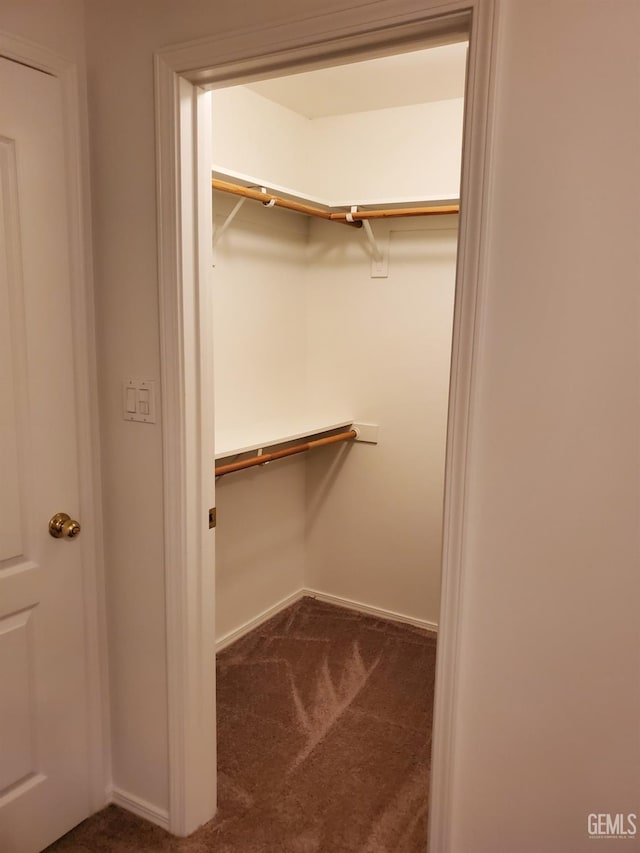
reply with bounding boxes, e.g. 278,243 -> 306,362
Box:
305,217 -> 456,625
213,196 -> 308,639
212,88 -> 463,203
212,87 -> 311,194
215,459 -> 306,641
0,0 -> 86,63
447,2 -> 640,851
212,196 -> 309,430
212,186 -> 456,633
311,98 -> 463,203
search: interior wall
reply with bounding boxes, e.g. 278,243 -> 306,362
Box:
211,87 -> 463,203
0,0 -> 86,63
212,85 -> 459,634
211,87 -> 311,194
82,0 -> 640,838
447,2 -> 640,850
213,195 -> 308,641
305,217 -> 456,625
311,98 -> 463,203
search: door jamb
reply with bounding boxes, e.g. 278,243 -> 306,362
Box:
154,0 -> 498,845
0,30 -> 111,814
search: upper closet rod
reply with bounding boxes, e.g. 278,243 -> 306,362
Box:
212,177 -> 459,224
330,204 -> 459,221
212,179 -> 362,228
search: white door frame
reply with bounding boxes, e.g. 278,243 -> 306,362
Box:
154,0 -> 499,844
0,31 -> 110,814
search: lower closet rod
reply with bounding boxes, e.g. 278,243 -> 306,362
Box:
215,429 -> 357,478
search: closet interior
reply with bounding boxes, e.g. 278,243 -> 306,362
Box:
211,41 -> 467,646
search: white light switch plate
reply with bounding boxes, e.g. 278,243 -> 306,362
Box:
123,378 -> 157,424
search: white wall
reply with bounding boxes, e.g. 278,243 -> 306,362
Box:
212,87 -> 312,194
213,195 -> 309,432
305,217 -> 456,625
312,98 -> 463,203
213,195 -> 308,640
212,86 -> 463,203
213,207 -> 456,638
448,2 -> 640,851
0,0 -> 86,63
82,0 -> 640,840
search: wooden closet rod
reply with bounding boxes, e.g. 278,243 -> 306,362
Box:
330,204 -> 459,221
215,429 -> 357,478
212,178 -> 459,225
212,179 -> 362,228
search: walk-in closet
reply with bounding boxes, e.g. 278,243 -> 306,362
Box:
209,41 -> 466,850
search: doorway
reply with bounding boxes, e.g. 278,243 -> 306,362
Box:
154,2 -> 495,846
207,42 -> 465,848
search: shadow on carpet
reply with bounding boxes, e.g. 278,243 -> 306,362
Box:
47,596 -> 437,852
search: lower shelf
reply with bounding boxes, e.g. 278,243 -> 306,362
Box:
214,417 -> 354,460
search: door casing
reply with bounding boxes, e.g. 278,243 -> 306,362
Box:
154,1 -> 499,847
0,29 -> 110,817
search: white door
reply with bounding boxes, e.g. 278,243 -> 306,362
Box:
0,56 -> 93,852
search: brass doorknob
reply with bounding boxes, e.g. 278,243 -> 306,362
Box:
49,512 -> 81,539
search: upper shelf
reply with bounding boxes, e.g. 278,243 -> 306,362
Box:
212,166 -> 460,214
211,167 -> 460,278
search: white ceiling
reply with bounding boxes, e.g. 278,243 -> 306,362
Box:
245,42 -> 468,119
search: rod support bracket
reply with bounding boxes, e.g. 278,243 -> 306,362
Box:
212,196 -> 247,256
352,423 -> 379,443
260,186 -> 276,207
349,206 -> 389,277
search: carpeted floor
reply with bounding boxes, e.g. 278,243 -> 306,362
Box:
47,596 -> 437,852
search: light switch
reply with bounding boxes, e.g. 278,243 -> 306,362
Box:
123,379 -> 157,424
126,387 -> 137,413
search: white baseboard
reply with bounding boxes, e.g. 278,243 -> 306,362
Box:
110,787 -> 170,831
216,587 -> 437,651
304,588 -> 438,634
215,588 -> 305,652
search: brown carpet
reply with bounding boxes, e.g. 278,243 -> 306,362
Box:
47,596 -> 437,852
